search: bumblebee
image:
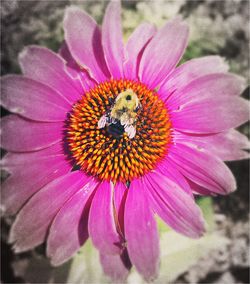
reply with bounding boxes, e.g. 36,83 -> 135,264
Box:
98,89 -> 140,139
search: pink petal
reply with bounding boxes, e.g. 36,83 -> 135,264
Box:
187,179 -> 216,196
160,56 -> 230,97
9,171 -> 88,252
63,6 -> 109,82
47,178 -> 98,266
156,158 -> 192,196
175,129 -> 250,161
88,181 -> 121,254
59,42 -> 97,92
168,143 -> 237,194
114,182 -> 128,236
166,73 -> 247,110
124,179 -> 159,281
1,143 -> 63,166
1,115 -> 63,152
123,23 -> 156,79
139,17 -> 188,89
102,1 -> 124,78
19,46 -> 81,103
58,45 -> 85,93
1,75 -> 70,122
172,96 -> 249,133
145,172 -> 205,238
100,250 -> 131,282
1,146 -> 71,216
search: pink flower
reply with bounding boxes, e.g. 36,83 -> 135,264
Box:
1,1 -> 249,281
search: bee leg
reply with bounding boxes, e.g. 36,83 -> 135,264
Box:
98,115 -> 107,129
125,125 -> 136,139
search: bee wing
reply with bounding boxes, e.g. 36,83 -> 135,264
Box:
125,125 -> 136,139
98,115 -> 107,129
120,116 -> 127,126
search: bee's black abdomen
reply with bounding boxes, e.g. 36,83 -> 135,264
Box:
107,120 -> 124,138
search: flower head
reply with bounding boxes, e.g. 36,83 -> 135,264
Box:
1,1 -> 249,281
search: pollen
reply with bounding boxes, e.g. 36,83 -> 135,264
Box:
66,79 -> 172,184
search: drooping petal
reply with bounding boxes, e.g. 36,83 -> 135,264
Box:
114,182 -> 127,211
171,96 -> 249,133
63,6 -> 109,82
145,172 -> 205,238
124,178 -> 159,281
9,171 -> 88,252
123,23 -> 156,79
156,158 -> 192,196
114,182 -> 128,236
19,46 -> 81,103
175,129 -> 250,161
58,43 -> 85,93
1,146 -> 71,216
1,76 -> 70,122
47,178 -> 98,266
102,0 -> 124,78
168,143 -> 237,194
1,142 -> 63,166
1,115 -> 63,152
59,42 -> 97,92
187,179 -> 217,196
160,56 -> 230,97
139,17 -> 188,89
88,181 -> 121,254
100,250 -> 131,282
166,73 -> 247,110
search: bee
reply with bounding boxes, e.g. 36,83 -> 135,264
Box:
98,89 -> 141,139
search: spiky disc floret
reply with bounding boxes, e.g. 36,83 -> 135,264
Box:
66,79 -> 172,183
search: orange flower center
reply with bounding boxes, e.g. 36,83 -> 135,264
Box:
66,79 -> 172,184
